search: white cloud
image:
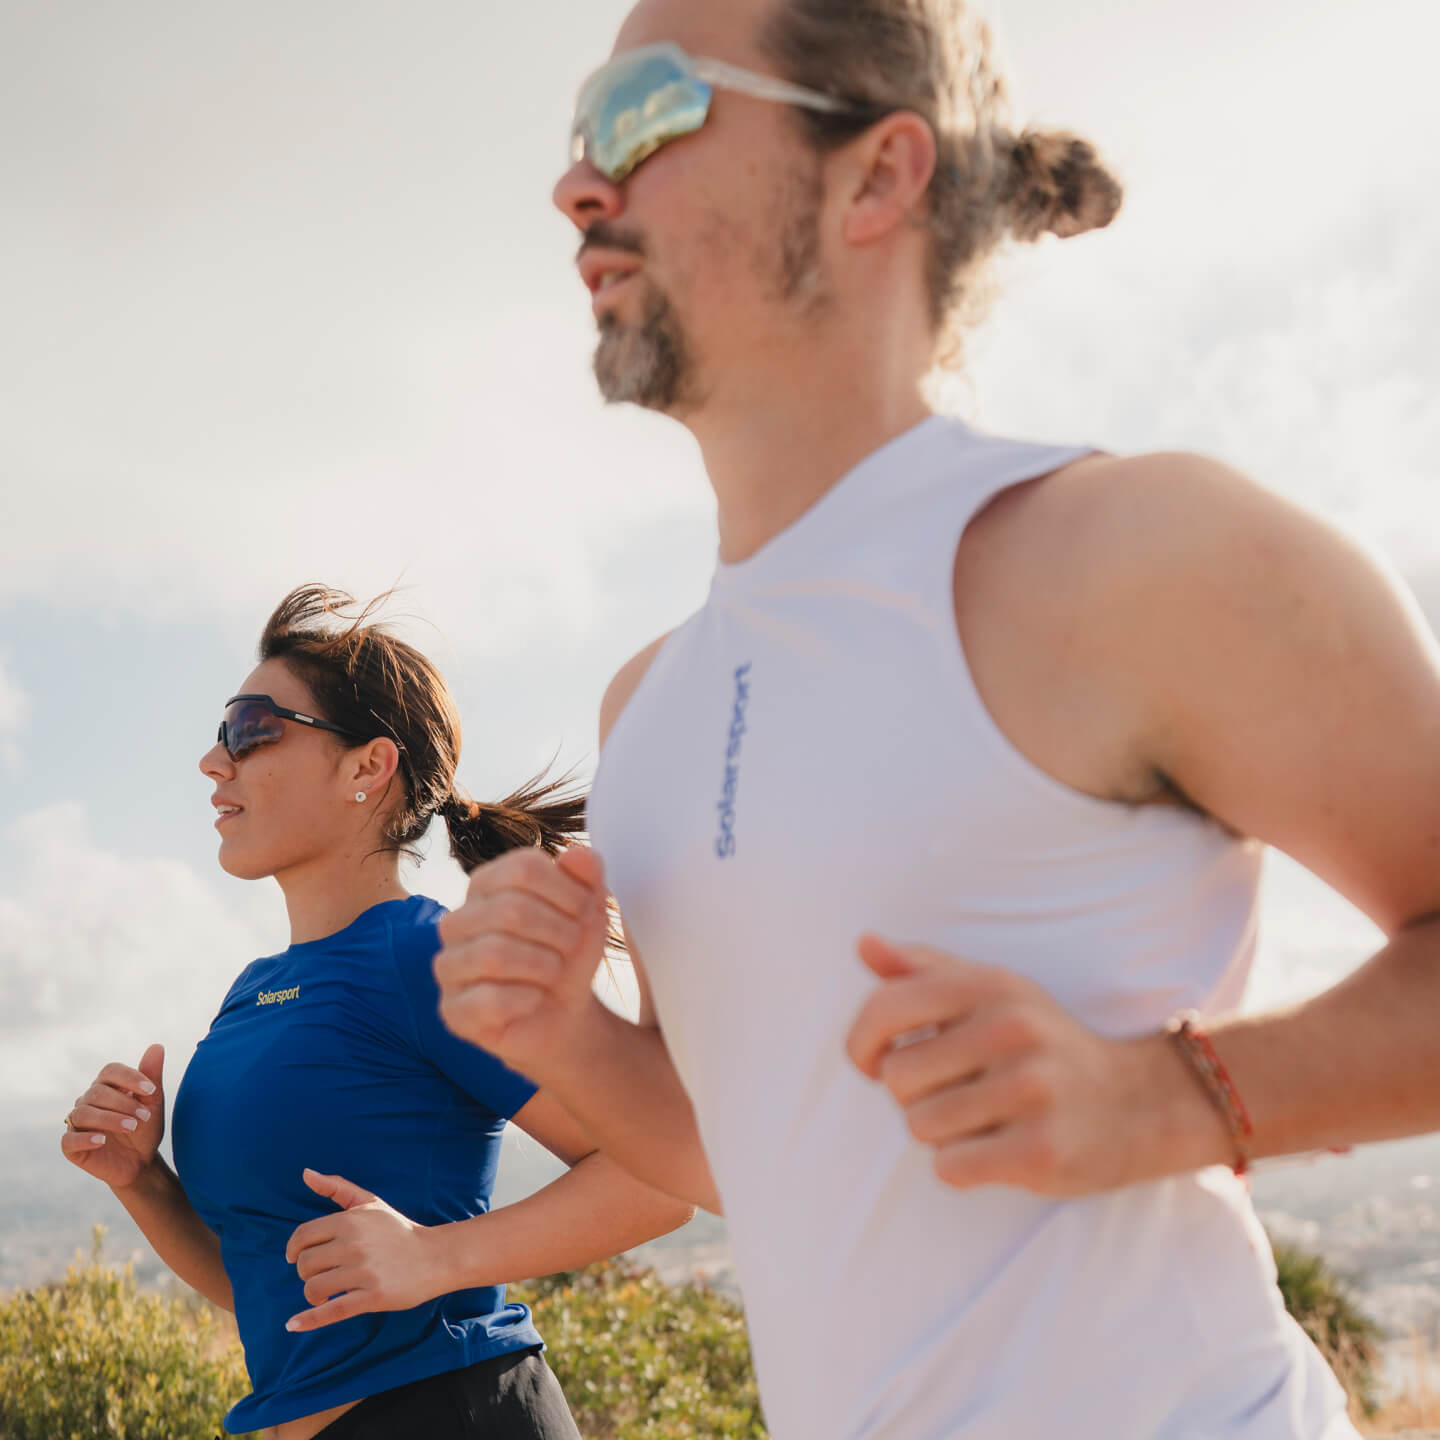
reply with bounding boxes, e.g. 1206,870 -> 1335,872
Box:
0,1 -> 708,663
0,658 -> 27,770
958,180 -> 1440,553
0,295 -> 708,663
4,0 -> 1428,663
952,0 -> 1440,556
1248,851 -> 1384,1013
0,803 -> 281,1107
1404,561 -> 1440,638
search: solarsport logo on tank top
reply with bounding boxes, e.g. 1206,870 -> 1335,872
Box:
715,663 -> 752,859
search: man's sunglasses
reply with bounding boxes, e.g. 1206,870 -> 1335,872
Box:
571,41 -> 863,184
217,694 -> 368,763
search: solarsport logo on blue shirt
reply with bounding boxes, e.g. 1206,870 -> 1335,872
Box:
256,987 -> 300,1006
715,663 -> 752,860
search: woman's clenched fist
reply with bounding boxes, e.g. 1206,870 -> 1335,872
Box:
60,1043 -> 167,1191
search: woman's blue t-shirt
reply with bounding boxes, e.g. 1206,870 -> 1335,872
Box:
171,895 -> 541,1433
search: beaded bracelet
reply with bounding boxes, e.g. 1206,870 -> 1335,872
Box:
1166,1010 -> 1254,1176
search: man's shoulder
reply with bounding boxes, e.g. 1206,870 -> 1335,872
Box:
985,447 -> 1250,530
600,632 -> 674,748
953,448 -> 1326,804
970,448 -> 1296,598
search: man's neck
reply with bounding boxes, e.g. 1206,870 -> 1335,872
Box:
685,332 -> 933,565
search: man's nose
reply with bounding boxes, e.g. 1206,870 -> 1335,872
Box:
553,158 -> 626,231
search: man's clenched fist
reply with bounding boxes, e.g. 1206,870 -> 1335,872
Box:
434,845 -> 610,1076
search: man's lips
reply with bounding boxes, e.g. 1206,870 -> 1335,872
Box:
578,248 -> 642,298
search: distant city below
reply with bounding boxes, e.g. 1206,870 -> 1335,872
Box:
7,1121 -> 1439,1390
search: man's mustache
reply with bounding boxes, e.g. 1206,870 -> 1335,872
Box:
577,222 -> 647,262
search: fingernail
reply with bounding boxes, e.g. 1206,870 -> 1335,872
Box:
122,1118 -> 138,1131
285,1318 -> 301,1332
136,1107 -> 152,1123
139,1081 -> 156,1095
91,1134 -> 106,1146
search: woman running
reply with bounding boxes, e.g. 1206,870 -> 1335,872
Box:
61,584 -> 691,1440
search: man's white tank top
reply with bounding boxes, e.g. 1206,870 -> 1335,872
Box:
587,417 -> 1356,1440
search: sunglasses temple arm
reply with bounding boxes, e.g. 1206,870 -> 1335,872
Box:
691,58 -> 857,114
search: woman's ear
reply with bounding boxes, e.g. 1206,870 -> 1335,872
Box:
349,738 -> 401,799
840,111 -> 937,246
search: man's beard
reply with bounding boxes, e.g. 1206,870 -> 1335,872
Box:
593,281 -> 697,414
588,159 -> 827,414
775,157 -> 826,310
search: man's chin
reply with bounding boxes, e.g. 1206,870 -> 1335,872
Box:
592,289 -> 702,414
594,336 -> 682,413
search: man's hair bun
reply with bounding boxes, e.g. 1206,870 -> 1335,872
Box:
1004,130 -> 1124,242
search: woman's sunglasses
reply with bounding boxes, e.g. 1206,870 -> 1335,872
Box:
217,694 -> 366,763
570,41 -> 862,184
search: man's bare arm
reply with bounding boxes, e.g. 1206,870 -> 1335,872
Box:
851,452 -> 1440,1192
544,937 -> 721,1212
435,634 -> 722,1212
1119,454 -> 1440,1167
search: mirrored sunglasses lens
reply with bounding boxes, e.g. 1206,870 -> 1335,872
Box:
222,701 -> 284,759
580,53 -> 711,181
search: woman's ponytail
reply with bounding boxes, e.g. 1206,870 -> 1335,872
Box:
440,773 -> 589,875
442,773 -> 625,967
257,584 -> 600,884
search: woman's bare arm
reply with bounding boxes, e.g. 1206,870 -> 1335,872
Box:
61,1044 -> 233,1309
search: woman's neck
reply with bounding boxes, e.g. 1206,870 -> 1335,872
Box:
276,849 -> 410,947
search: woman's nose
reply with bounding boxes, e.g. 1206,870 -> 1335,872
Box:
199,742 -> 235,781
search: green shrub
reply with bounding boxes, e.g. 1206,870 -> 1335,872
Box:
0,1229 -> 1383,1437
0,1228 -> 254,1440
1273,1240 -> 1383,1417
0,1239 -> 762,1440
514,1263 -> 767,1439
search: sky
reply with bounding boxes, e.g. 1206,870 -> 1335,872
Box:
1,0 -> 1437,1125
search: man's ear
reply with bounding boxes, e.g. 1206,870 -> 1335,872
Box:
839,111 -> 937,246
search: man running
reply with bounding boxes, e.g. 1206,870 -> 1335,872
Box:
435,2 -> 1440,1435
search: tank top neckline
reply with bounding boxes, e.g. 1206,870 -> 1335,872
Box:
711,413 -> 953,589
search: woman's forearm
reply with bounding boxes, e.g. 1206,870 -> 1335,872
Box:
422,1152 -> 694,1295
112,1158 -> 234,1310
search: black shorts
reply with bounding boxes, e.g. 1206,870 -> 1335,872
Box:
308,1348 -> 580,1440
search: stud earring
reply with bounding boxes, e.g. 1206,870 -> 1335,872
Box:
355,792 -> 367,804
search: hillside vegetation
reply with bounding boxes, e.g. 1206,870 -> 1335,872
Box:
0,1235 -> 762,1440
0,1231 -> 249,1439
0,1230 -> 1401,1438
